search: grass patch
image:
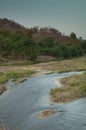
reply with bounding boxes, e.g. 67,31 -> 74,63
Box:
0,60 -> 33,66
0,72 -> 4,76
50,71 -> 86,103
0,70 -> 34,84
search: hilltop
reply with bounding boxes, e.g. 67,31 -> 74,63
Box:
0,18 -> 70,43
0,18 -> 29,34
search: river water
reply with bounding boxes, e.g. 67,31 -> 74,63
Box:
0,71 -> 86,130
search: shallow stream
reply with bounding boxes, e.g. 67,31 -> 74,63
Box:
0,71 -> 86,130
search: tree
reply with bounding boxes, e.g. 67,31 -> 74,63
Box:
70,32 -> 78,45
61,45 -> 72,58
71,47 -> 79,57
49,46 -> 62,57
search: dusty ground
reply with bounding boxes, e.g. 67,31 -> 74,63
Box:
0,63 -> 54,75
0,56 -> 86,74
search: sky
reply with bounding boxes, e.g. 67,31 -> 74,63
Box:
0,0 -> 86,39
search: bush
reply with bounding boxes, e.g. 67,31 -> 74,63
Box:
61,45 -> 72,58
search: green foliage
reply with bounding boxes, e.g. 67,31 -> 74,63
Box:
70,32 -> 78,45
0,30 -> 85,62
0,31 -> 39,61
38,37 -> 55,48
60,45 -> 71,58
80,40 -> 86,54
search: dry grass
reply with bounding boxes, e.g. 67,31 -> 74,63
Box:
39,110 -> 56,119
44,56 -> 86,73
0,56 -> 86,74
50,71 -> 86,103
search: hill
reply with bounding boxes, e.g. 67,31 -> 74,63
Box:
0,18 -> 70,43
0,18 -> 86,62
0,18 -> 29,34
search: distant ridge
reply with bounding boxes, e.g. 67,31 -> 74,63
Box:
0,18 -> 70,43
0,18 -> 29,34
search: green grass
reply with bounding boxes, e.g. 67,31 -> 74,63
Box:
0,70 -> 34,84
0,72 -> 4,76
50,71 -> 86,103
0,60 -> 33,66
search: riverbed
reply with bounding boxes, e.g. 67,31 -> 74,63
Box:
0,71 -> 86,130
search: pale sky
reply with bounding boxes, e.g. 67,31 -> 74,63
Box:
0,0 -> 86,39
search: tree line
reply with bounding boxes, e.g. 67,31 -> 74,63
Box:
0,30 -> 86,62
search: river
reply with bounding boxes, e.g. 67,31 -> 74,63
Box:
0,71 -> 86,130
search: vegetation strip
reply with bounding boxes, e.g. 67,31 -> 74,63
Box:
0,70 -> 34,84
50,72 -> 86,103
0,70 -> 34,95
